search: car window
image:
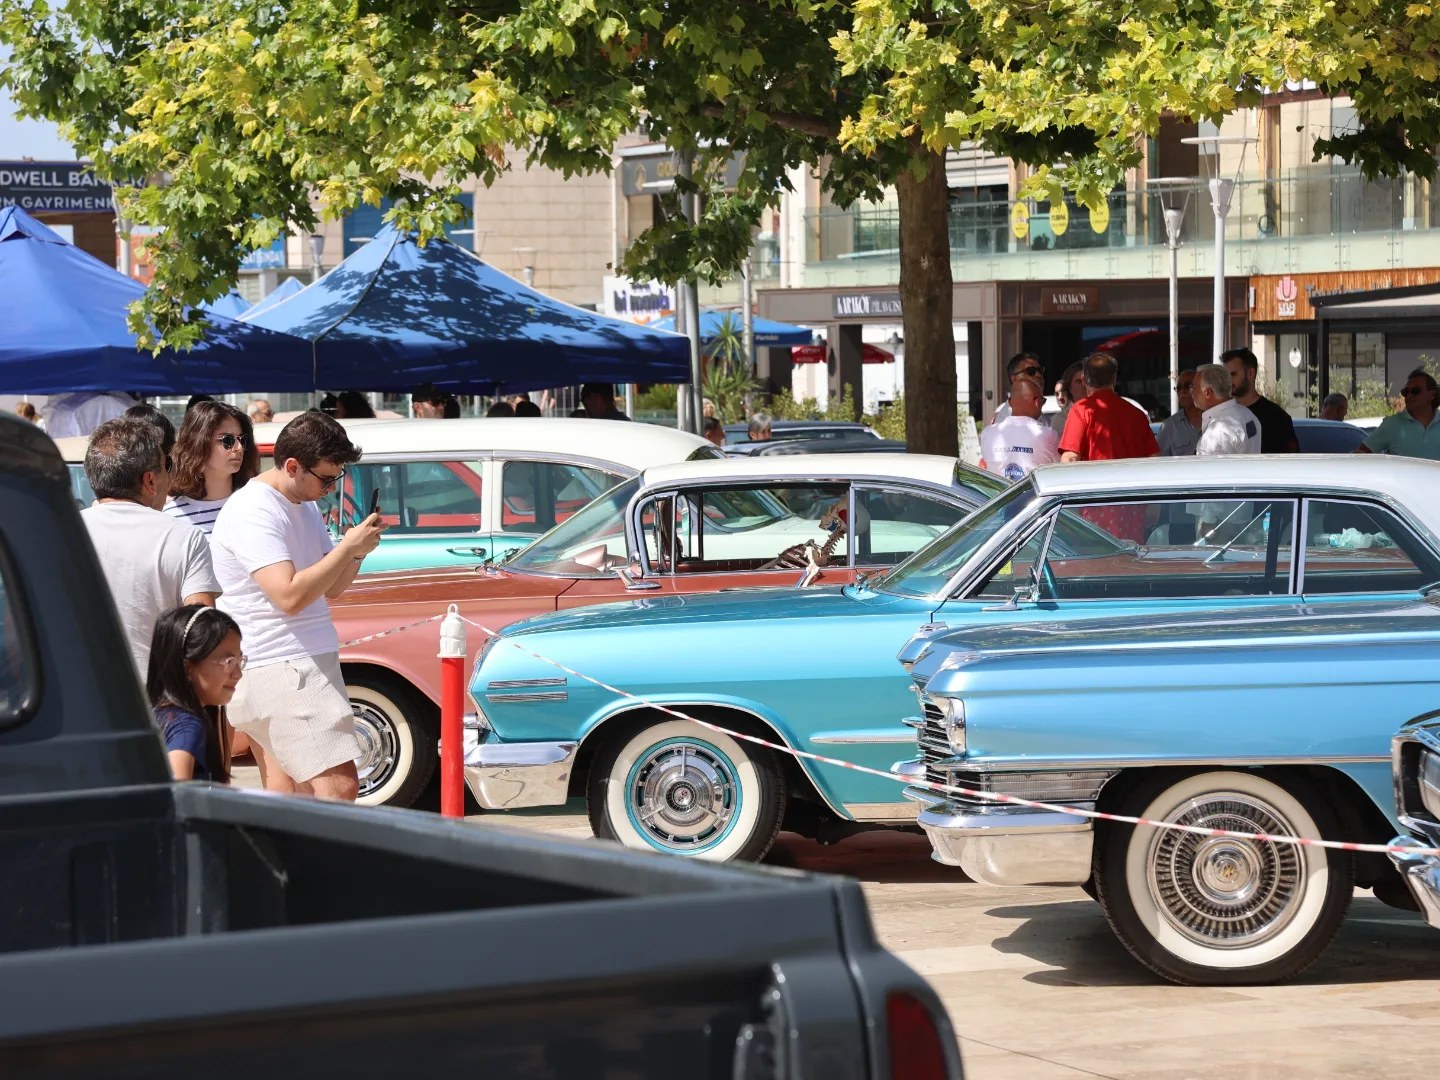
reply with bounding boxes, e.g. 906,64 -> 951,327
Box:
321,461 -> 485,535
973,525 -> 1049,599
507,476 -> 636,577
648,483 -> 850,573
853,487 -> 967,567
67,464 -> 94,510
1041,498 -> 1296,600
501,461 -> 620,534
953,463 -> 1006,507
1302,499 -> 1440,594
877,477 -> 1038,598
0,541 -> 37,725
687,444 -> 726,461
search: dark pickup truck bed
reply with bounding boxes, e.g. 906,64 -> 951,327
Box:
0,414 -> 960,1078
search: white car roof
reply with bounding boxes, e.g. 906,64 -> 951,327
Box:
1029,453 -> 1440,524
638,452 -> 964,490
58,418 -> 713,470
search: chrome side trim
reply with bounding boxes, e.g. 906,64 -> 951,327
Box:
848,802 -> 916,822
487,677 -> 566,690
483,691 -> 568,703
933,753 -> 1390,770
464,738 -> 577,809
810,732 -> 914,745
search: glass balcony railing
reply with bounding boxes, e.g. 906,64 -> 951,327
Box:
802,165 -> 1439,274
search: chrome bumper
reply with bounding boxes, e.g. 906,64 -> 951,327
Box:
1387,835 -> 1440,930
906,786 -> 1094,887
464,734 -> 577,810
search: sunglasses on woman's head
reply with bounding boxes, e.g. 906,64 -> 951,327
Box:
216,433 -> 251,450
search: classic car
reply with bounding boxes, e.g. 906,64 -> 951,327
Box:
1385,713 -> 1440,928
723,419 -> 882,448
464,454 -> 1440,863
334,452 -> 1001,806
60,417 -> 721,572
902,597 -> 1440,986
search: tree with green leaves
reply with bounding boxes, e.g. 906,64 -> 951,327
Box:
4,0 -> 1434,458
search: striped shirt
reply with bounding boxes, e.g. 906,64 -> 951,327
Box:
164,494 -> 229,535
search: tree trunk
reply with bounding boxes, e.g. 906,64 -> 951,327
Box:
896,145 -> 957,457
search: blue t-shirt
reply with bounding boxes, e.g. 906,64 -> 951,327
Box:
154,704 -> 211,780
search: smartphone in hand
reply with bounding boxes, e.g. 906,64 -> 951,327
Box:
369,488 -> 381,519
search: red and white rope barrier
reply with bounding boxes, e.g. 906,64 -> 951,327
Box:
455,614 -> 1440,860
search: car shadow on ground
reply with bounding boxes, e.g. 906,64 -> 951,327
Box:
765,828 -> 973,884
984,893 -> 1440,989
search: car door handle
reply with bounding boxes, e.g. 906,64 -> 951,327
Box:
447,546 -> 488,558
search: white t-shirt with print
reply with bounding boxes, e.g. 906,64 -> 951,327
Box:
980,416 -> 1061,481
80,501 -> 221,681
211,481 -> 339,667
1198,399 -> 1262,456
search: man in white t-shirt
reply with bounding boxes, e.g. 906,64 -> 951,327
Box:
1193,363 -> 1262,456
80,418 -> 221,681
44,391 -> 140,439
980,380 -> 1060,481
211,411 -> 385,801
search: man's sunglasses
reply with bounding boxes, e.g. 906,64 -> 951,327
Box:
305,465 -> 347,489
1402,386 -> 1432,397
1017,365 -> 1044,377
216,433 -> 251,450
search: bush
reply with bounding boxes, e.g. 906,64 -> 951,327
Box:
636,383 -> 678,412
865,396 -> 907,441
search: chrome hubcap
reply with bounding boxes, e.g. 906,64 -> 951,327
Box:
351,702 -> 399,796
631,742 -> 737,850
1147,793 -> 1304,948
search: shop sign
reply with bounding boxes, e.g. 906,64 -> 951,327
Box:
1050,201 -> 1069,236
1275,275 -> 1298,317
1010,202 -> 1029,240
0,161 -> 113,213
832,291 -> 902,318
621,152 -> 744,196
1040,286 -> 1099,314
1089,201 -> 1110,234
602,275 -> 674,323
239,236 -> 287,271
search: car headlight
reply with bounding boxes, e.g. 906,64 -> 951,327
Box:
1421,749 -> 1440,821
938,696 -> 966,754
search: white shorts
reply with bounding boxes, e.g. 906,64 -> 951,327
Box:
229,652 -> 358,783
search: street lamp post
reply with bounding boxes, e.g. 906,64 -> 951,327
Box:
1181,134 -> 1257,362
309,232 -> 325,283
1147,178 -> 1193,417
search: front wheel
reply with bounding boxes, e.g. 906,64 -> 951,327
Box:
347,674 -> 437,808
588,719 -> 786,862
1095,770 -> 1353,985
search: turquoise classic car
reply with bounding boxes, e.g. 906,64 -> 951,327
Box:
465,455 -> 1440,864
904,598 -> 1440,986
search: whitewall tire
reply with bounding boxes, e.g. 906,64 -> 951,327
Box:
347,675 -> 437,808
1096,770 -> 1353,985
588,718 -> 786,862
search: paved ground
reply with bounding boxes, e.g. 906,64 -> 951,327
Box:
236,768 -> 1440,1077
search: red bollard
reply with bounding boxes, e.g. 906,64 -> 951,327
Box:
439,604 -> 466,818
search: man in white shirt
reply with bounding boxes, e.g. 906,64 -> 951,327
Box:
1193,363 -> 1262,456
80,418 -> 221,681
980,380 -> 1060,481
211,411 -> 385,801
990,352 -> 1052,424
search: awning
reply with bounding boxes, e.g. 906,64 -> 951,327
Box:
791,343 -> 894,364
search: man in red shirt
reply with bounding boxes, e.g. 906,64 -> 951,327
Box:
1058,352 -> 1159,542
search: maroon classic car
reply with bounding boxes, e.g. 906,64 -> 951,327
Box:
331,454 -> 1002,805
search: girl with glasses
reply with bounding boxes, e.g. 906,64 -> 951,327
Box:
164,400 -> 260,535
146,605 -> 245,782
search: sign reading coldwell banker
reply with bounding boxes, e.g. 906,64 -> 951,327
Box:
0,162 -> 114,213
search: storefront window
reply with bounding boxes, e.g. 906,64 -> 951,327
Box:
1274,333 -> 1310,416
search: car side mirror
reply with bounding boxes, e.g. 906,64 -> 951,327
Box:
981,582 -> 1037,612
616,560 -> 659,591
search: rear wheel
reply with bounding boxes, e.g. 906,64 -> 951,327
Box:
346,674 -> 437,808
588,719 -> 786,862
1095,770 -> 1353,985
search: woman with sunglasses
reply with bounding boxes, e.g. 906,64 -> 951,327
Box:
165,400 -> 260,534
146,604 -> 244,781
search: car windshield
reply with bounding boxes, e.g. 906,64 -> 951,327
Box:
953,462 -> 1006,507
504,476 -> 639,577
874,478 -> 1038,598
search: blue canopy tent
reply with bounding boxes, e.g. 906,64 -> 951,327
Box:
242,275 -> 306,319
0,206 -> 316,394
649,309 -> 813,350
243,224 -> 691,392
200,290 -> 251,318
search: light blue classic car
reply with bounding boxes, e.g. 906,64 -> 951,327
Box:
466,455 -> 1440,866
904,598 -> 1440,986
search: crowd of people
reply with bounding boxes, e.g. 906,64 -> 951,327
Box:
978,345 -> 1440,482
78,403 -> 384,799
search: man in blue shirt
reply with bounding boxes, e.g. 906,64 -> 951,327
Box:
1357,369 -> 1440,460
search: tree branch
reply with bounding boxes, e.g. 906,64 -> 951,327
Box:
700,103 -> 838,139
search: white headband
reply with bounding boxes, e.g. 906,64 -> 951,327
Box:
181,608 -> 206,644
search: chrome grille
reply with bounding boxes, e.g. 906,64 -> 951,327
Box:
917,702 -> 949,763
